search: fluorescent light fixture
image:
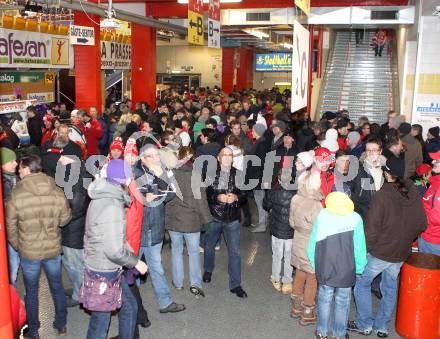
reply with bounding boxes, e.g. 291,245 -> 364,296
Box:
177,0 -> 242,3
243,29 -> 269,39
171,70 -> 182,73
275,82 -> 292,86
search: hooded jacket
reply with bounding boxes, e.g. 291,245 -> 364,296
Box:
365,180 -> 427,262
420,174 -> 440,245
6,173 -> 72,260
307,192 -> 367,288
402,134 -> 423,179
84,178 -> 138,272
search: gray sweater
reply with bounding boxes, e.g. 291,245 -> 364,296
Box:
84,178 -> 138,272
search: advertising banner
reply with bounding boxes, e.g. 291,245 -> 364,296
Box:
188,0 -> 204,45
0,100 -> 37,114
291,21 -> 310,113
69,25 -> 95,46
255,53 -> 292,72
411,16 -> 440,136
295,0 -> 310,16
0,28 -> 73,69
208,0 -> 220,49
101,41 -> 131,70
0,71 -> 56,103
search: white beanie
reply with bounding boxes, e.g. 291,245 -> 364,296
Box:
297,151 -> 315,168
252,123 -> 267,137
322,128 -> 339,152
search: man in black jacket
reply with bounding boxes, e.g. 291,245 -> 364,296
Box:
26,105 -> 43,146
41,124 -> 89,307
203,147 -> 248,298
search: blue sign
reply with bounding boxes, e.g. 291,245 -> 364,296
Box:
255,53 -> 292,72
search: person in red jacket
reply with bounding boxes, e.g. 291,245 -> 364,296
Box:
314,147 -> 335,207
419,148 -> 440,255
41,112 -> 55,147
76,109 -> 103,156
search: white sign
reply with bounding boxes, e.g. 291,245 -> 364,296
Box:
101,41 -> 131,70
208,19 -> 220,49
0,28 -> 74,69
291,21 -> 310,113
27,92 -> 54,103
69,25 -> 95,46
0,100 -> 36,114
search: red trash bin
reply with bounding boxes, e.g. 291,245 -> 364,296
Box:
396,252 -> 440,339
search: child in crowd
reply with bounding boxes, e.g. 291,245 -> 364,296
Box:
308,192 -> 367,339
263,168 -> 296,294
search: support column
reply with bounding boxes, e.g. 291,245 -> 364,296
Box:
131,24 -> 156,109
222,48 -> 235,93
307,25 -> 314,114
74,12 -> 102,112
236,48 -> 254,91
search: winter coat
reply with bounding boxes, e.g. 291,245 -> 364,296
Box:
348,142 -> 365,159
263,183 -> 295,239
2,171 -> 16,202
365,181 -> 427,263
0,123 -> 19,150
247,136 -> 269,190
165,163 -> 212,233
307,192 -> 367,288
420,174 -> 440,245
27,116 -> 43,146
348,157 -> 384,221
97,116 -> 110,155
76,118 -> 103,156
402,134 -> 423,179
320,170 -> 335,206
425,137 -> 440,162
6,173 -> 72,260
206,167 -> 245,223
126,180 -> 144,256
84,178 -> 138,272
290,174 -> 322,273
134,162 -> 176,246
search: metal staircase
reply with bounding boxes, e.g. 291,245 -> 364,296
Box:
319,30 -> 397,124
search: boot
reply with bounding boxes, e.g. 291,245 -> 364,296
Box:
290,294 -> 303,318
129,284 -> 151,328
281,282 -> 293,295
270,278 -> 282,292
300,303 -> 317,326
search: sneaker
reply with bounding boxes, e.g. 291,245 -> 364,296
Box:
374,330 -> 388,338
199,246 -> 204,253
347,320 -> 372,335
281,282 -> 293,295
159,302 -> 186,313
299,303 -> 317,326
290,294 -> 303,318
230,286 -> 248,298
315,331 -> 328,339
189,285 -> 205,298
203,271 -> 212,283
215,245 -> 220,251
271,279 -> 282,292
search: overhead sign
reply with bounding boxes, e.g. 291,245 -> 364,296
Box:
101,41 -> 131,70
255,53 -> 292,72
0,29 -> 74,69
291,21 -> 310,113
0,100 -> 37,114
295,0 -> 310,16
69,25 -> 95,46
188,0 -> 204,45
208,0 -> 220,48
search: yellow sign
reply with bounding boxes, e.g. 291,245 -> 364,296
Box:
51,37 -> 70,65
188,10 -> 204,45
45,72 -> 56,85
295,0 -> 310,16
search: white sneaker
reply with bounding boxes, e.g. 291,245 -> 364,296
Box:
215,245 -> 220,251
199,246 -> 204,253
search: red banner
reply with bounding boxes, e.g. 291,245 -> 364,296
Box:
188,0 -> 204,14
209,0 -> 220,21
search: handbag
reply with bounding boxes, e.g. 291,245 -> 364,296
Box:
79,268 -> 123,312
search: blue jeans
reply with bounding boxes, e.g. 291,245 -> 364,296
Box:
7,243 -> 20,287
354,254 -> 403,333
169,231 -> 202,288
317,284 -> 351,339
62,246 -> 84,301
204,219 -> 241,289
21,255 -> 67,337
86,271 -> 138,339
418,237 -> 440,256
138,239 -> 173,309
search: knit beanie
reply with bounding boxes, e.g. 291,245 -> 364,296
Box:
297,151 -> 314,168
252,123 -> 266,137
110,137 -> 124,153
0,147 -> 16,165
106,159 -> 132,185
347,131 -> 361,145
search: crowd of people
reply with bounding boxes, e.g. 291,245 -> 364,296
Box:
1,86 -> 439,339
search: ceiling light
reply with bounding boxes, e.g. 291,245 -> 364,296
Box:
177,0 -> 242,3
243,29 -> 269,39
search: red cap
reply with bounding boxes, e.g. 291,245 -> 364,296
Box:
110,137 -> 124,153
315,147 -> 331,161
429,150 -> 440,161
124,138 -> 138,157
416,163 -> 432,176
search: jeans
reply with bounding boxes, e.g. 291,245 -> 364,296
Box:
21,255 -> 67,337
271,236 -> 293,284
418,236 -> 440,256
253,190 -> 267,228
317,284 -> 351,339
7,243 -> 20,287
62,246 -> 84,301
86,271 -> 138,339
375,44 -> 384,56
354,254 -> 403,333
204,219 -> 241,289
138,237 -> 173,309
169,231 -> 202,288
